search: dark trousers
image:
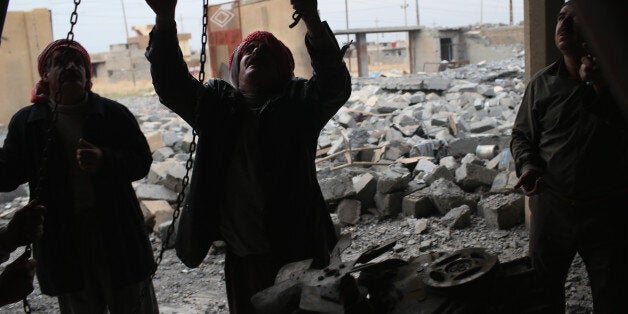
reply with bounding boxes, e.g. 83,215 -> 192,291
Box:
529,190 -> 628,314
225,251 -> 281,314
58,211 -> 158,314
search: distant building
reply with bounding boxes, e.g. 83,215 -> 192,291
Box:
90,25 -> 193,83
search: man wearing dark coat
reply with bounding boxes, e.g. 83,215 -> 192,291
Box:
145,0 -> 351,312
0,39 -> 158,313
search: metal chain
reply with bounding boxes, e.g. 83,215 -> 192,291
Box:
154,0 -> 207,271
23,1 -> 80,312
133,1 -> 207,312
66,0 -> 81,42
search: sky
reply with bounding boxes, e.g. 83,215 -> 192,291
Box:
7,0 -> 524,53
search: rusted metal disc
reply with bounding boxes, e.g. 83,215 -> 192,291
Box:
423,248 -> 498,290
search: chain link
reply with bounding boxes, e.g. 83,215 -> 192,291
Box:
65,0 -> 81,42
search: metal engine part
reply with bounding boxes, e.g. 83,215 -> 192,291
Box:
423,247 -> 498,292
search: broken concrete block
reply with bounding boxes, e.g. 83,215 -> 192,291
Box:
383,140 -> 411,161
439,156 -> 459,171
145,131 -> 165,153
455,163 -> 499,190
164,162 -> 188,192
490,171 -> 518,192
374,191 -> 403,217
152,146 -> 174,163
428,178 -> 477,215
352,173 -> 377,209
377,164 -> 412,193
158,219 -> 179,249
338,112 -> 357,128
402,189 -> 435,218
162,131 -> 183,148
409,92 -> 426,104
441,204 -> 473,229
413,159 -> 437,177
461,153 -> 484,166
135,183 -> 178,202
478,193 -> 525,229
319,172 -> 356,202
424,165 -> 454,185
147,159 -> 177,184
140,200 -> 174,232
337,199 -> 361,225
469,119 -> 496,133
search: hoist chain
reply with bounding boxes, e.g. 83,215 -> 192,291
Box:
23,1 -> 79,312
66,0 -> 81,42
154,0 -> 207,273
133,1 -> 208,313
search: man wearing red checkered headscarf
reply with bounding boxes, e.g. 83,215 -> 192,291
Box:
0,39 -> 158,312
31,39 -> 93,104
146,0 -> 351,311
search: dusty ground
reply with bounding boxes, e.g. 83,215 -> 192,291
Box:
0,210 -> 593,314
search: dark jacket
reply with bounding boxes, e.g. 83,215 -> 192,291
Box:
511,58 -> 628,199
0,93 -> 154,295
146,23 -> 351,269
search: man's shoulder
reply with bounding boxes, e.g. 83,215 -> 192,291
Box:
529,60 -> 560,84
9,103 -> 45,126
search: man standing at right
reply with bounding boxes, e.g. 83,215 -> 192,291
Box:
511,2 -> 627,313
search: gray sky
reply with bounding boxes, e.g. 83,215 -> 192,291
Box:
7,0 -> 523,53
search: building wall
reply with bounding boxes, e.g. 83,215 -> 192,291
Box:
412,29 -> 441,72
239,0 -> 312,78
465,26 -> 524,64
0,9 -> 53,125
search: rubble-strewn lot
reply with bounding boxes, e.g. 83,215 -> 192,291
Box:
0,56 -> 593,313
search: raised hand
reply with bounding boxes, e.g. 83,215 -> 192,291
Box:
145,0 -> 177,30
291,0 -> 319,21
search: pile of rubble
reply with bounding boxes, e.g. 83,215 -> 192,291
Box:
124,56 -> 527,237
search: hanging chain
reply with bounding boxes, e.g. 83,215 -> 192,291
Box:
133,1 -> 208,313
23,1 -> 80,312
66,0 -> 81,42
154,0 -> 207,270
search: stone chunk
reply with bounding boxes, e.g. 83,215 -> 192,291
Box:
478,193 -> 525,229
490,171 -> 519,192
152,146 -> 174,162
158,219 -> 179,249
145,131 -> 165,153
424,165 -> 454,185
455,163 -> 498,190
135,183 -> 178,202
140,200 -> 174,232
319,172 -> 356,202
441,205 -> 473,229
402,189 -> 435,218
377,165 -> 412,193
428,179 -> 477,215
413,159 -> 437,177
374,191 -> 403,217
438,156 -> 459,170
352,173 -> 377,208
336,199 -> 361,225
